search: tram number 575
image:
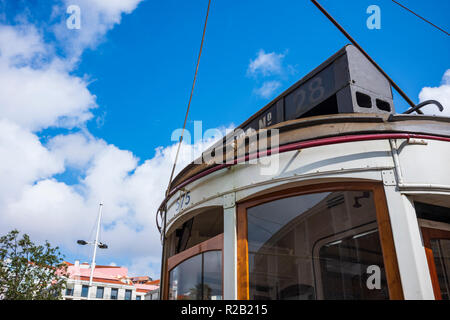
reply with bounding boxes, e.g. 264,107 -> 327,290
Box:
175,191 -> 191,212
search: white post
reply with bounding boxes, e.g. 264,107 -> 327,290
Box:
223,193 -> 237,299
88,203 -> 103,298
383,186 -> 435,299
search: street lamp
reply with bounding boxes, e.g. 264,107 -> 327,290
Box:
76,240 -> 108,249
76,203 -> 107,298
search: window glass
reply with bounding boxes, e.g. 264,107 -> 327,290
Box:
110,288 -> 118,300
318,229 -> 388,299
169,254 -> 202,300
81,285 -> 89,298
65,287 -> 74,296
203,251 -> 222,300
415,201 -> 450,299
125,289 -> 132,300
168,208 -> 223,257
415,202 -> 450,224
169,251 -> 222,300
136,295 -> 141,300
430,239 -> 450,300
247,190 -> 389,300
96,286 -> 104,299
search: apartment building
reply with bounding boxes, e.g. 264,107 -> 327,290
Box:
63,261 -> 158,300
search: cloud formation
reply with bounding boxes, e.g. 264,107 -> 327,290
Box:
247,49 -> 291,99
253,80 -> 282,99
54,0 -> 144,62
247,49 -> 285,77
419,69 -> 450,116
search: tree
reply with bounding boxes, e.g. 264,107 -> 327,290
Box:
0,229 -> 68,300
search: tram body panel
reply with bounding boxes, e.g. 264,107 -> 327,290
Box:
395,139 -> 450,188
161,136 -> 450,301
165,140 -> 394,231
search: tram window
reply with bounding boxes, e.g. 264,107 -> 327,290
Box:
169,254 -> 202,300
414,202 -> 450,224
318,229 -> 389,299
415,201 -> 450,300
168,251 -> 222,300
167,207 -> 224,257
247,190 -> 389,300
431,239 -> 450,300
203,251 -> 222,300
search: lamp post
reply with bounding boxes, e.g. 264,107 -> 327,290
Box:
76,202 -> 108,299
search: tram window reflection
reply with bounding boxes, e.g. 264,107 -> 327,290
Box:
247,190 -> 389,300
169,254 -> 202,300
168,250 -> 222,300
415,201 -> 450,299
166,207 -> 224,258
318,229 -> 388,299
431,239 -> 450,300
203,251 -> 223,300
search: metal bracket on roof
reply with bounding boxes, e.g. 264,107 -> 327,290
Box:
407,138 -> 428,145
382,169 -> 397,186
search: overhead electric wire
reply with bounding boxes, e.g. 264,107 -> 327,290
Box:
165,0 -> 212,197
159,0 -> 212,300
391,0 -> 449,36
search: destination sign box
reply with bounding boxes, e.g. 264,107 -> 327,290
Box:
240,45 -> 394,132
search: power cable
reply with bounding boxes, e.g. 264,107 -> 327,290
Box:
391,0 -> 449,36
165,0 -> 212,197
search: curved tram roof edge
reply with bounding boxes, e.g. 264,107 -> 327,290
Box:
158,113 -> 450,218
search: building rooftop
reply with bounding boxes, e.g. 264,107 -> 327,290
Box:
64,260 -> 159,293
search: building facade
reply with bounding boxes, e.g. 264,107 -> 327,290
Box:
63,261 -> 158,300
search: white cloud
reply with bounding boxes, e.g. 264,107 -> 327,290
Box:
0,119 -> 64,203
0,62 -> 97,131
126,256 -> 161,278
0,25 -> 47,63
0,24 -> 97,131
254,80 -> 281,99
48,132 -> 106,169
247,49 -> 285,77
419,69 -> 450,116
54,0 -> 144,62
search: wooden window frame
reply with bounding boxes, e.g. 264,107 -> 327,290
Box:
421,227 -> 450,300
163,233 -> 224,300
236,181 -> 404,300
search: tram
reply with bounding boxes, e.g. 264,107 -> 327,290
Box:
156,44 -> 450,300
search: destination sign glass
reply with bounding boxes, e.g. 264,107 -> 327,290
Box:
285,64 -> 336,120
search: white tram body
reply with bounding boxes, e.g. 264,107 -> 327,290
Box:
157,45 -> 450,300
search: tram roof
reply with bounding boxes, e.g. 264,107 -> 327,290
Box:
167,45 -> 450,196
168,113 -> 450,193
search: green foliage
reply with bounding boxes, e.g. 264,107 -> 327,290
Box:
0,229 -> 68,300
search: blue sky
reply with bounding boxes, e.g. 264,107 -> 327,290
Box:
76,0 -> 449,160
0,0 -> 448,277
